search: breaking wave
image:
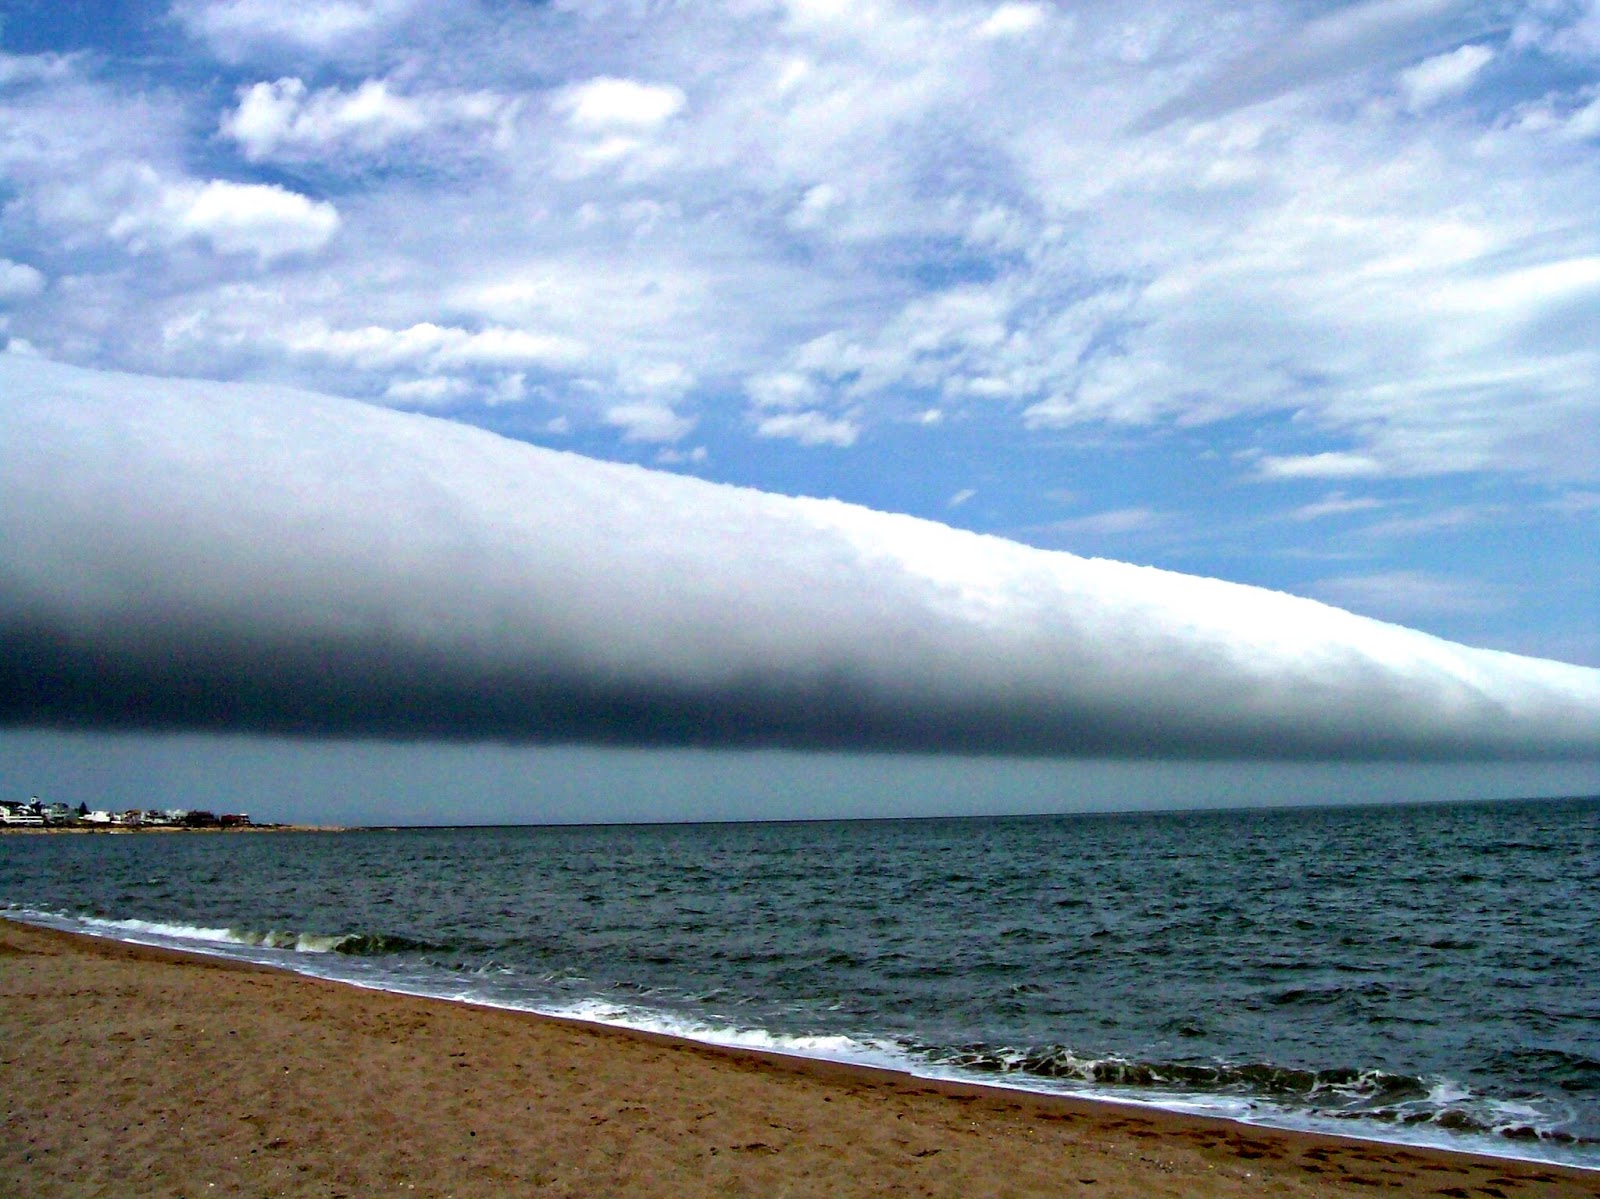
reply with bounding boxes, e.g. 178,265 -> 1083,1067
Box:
924,1043 -> 1593,1149
18,910 -> 442,958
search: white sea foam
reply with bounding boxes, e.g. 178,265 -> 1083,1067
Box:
77,915 -> 244,945
536,997 -> 915,1071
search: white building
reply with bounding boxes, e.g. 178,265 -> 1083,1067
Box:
0,801 -> 44,826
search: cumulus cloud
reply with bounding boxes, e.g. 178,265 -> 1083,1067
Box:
554,77 -> 687,130
108,175 -> 339,262
220,77 -> 515,163
755,409 -> 861,447
746,371 -> 823,410
548,76 -> 688,177
382,376 -> 471,406
281,320 -> 588,371
604,400 -> 696,443
0,260 -> 45,301
6,0 -> 1600,509
2,359 -> 1596,761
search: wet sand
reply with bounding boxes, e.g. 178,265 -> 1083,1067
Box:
2,918 -> 1595,1198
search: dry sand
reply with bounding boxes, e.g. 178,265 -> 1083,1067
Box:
2,918 -> 1595,1198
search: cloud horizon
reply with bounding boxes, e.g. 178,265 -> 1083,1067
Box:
3,356 -> 1597,763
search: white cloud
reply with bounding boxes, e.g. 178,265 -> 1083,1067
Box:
1560,91 -> 1600,140
1051,507 -> 1164,536
1257,452 -> 1387,480
1291,492 -> 1385,520
947,487 -> 976,508
223,77 -> 414,156
383,376 -> 471,405
554,78 -> 686,130
1399,44 -> 1493,113
1507,86 -> 1600,141
1512,1 -> 1600,61
787,182 -> 841,230
1355,505 -> 1493,539
746,371 -> 821,409
547,77 -> 688,178
108,175 -> 339,262
0,260 -> 45,301
604,401 -> 696,443
1136,0 -> 1500,129
976,3 -> 1048,41
283,320 -> 588,372
618,360 -> 695,399
772,283 -> 1018,408
6,0 -> 1600,500
3,357 -> 1595,760
656,444 -> 709,465
173,0 -> 417,59
220,77 -> 515,162
1545,489 -> 1600,515
459,263 -> 713,351
1309,570 -> 1510,619
755,409 -> 860,447
0,52 -> 76,86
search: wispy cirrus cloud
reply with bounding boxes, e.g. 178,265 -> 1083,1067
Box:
1132,0 -> 1504,131
1308,570 -> 1513,621
1290,492 -> 1386,521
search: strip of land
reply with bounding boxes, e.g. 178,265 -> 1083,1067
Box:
1,918 -> 1594,1198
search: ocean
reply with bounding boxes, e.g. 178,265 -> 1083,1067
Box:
3,795 -> 1596,1169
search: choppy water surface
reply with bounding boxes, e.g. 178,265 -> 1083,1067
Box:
4,796 -> 1597,1167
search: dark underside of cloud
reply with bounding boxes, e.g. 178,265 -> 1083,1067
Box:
0,619 -> 1565,761
2,357 -> 1598,762
0,626 -> 1385,758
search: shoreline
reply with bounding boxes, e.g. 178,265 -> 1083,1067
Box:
19,908 -> 1595,1171
3,918 -> 1595,1198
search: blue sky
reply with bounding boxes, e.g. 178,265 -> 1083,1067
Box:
2,1 -> 1598,821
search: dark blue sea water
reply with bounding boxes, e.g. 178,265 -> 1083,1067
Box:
3,795 -> 1597,1168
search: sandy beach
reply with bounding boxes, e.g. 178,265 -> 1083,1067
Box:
1,918 -> 1594,1199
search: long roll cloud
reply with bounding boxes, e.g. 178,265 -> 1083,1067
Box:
3,356 -> 1597,761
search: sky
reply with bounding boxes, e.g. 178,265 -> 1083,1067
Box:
1,0 -> 1598,822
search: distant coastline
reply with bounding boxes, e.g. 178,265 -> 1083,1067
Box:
0,823 -> 347,835
0,796 -> 342,834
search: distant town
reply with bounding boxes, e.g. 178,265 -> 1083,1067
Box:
0,797 -> 261,830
